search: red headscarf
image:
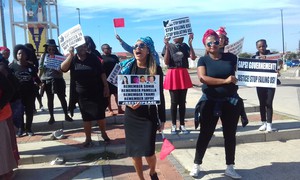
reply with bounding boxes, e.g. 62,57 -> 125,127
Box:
216,27 -> 227,36
202,29 -> 219,45
0,46 -> 10,53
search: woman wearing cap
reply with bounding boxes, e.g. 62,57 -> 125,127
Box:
119,36 -> 165,180
61,39 -> 111,147
39,39 -> 73,125
162,34 -> 196,135
190,29 -> 242,179
9,44 -> 42,136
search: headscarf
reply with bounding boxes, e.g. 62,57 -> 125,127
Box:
120,36 -> 157,74
202,29 -> 219,45
0,46 -> 10,53
216,27 -> 227,36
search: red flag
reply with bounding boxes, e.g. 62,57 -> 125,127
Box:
113,18 -> 125,28
160,138 -> 175,160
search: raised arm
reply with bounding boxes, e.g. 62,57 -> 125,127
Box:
60,48 -> 74,72
188,34 -> 197,60
116,34 -> 134,54
163,37 -> 171,65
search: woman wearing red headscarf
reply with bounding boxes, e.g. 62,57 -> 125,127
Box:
190,29 -> 242,179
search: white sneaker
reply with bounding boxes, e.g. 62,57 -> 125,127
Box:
225,165 -> 242,179
180,125 -> 189,134
258,122 -> 267,131
266,123 -> 277,132
171,125 -> 177,135
40,106 -> 45,112
189,164 -> 200,177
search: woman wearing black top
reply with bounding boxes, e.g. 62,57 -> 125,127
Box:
9,45 -> 42,136
61,41 -> 110,147
120,36 -> 165,180
190,29 -> 242,179
252,39 -> 276,132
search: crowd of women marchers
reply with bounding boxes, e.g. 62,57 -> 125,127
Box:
0,26 -> 279,180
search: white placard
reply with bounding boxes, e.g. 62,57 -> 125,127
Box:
58,24 -> 85,55
224,37 -> 244,55
118,75 -> 160,105
236,58 -> 278,88
163,17 -> 193,39
107,64 -> 121,87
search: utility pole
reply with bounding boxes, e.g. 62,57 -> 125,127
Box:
76,8 -> 81,25
0,0 -> 7,46
281,9 -> 285,55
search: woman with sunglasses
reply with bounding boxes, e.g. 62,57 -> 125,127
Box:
190,29 -> 242,179
120,36 -> 165,180
162,34 -> 196,135
39,39 -> 73,125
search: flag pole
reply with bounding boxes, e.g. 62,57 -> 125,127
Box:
114,27 -> 117,35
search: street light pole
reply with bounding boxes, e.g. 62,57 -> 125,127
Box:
76,8 -> 81,25
281,9 -> 285,55
0,0 -> 7,47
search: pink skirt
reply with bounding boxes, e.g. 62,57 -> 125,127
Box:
163,68 -> 193,90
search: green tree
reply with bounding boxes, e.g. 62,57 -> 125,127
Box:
239,52 -> 252,58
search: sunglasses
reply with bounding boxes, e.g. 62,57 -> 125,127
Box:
206,41 -> 219,47
133,43 -> 146,50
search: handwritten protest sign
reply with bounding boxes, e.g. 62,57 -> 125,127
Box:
224,37 -> 244,55
163,17 -> 193,39
236,58 -> 278,88
44,54 -> 65,70
118,75 -> 160,105
107,64 -> 121,87
58,24 -> 85,55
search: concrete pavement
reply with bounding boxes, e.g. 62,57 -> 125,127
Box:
13,67 -> 300,179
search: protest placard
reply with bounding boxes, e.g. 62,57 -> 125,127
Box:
43,54 -> 65,70
163,17 -> 193,39
118,75 -> 160,105
236,58 -> 278,88
58,24 -> 85,55
224,37 -> 244,55
107,64 -> 121,87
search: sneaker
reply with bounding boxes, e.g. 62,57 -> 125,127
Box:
189,164 -> 200,177
266,123 -> 277,132
171,125 -> 177,135
258,122 -> 267,131
65,115 -> 73,122
180,125 -> 189,134
225,165 -> 242,179
16,128 -> 23,137
40,106 -> 45,112
26,130 -> 34,136
48,117 -> 55,125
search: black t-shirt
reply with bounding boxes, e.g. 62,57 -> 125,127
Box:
198,53 -> 238,98
70,53 -> 104,96
102,54 -> 119,77
162,43 -> 190,68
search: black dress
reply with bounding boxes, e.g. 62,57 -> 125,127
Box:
70,53 -> 107,121
124,66 -> 166,157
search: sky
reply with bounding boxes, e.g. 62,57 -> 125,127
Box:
1,0 -> 300,55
